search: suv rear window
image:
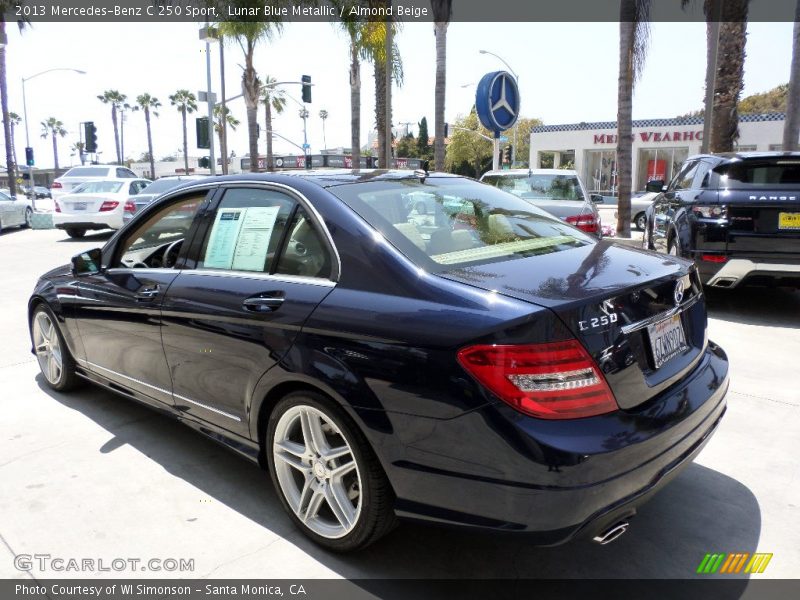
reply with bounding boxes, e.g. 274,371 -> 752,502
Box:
718,159 -> 800,188
482,173 -> 586,201
63,167 -> 109,177
329,177 -> 592,272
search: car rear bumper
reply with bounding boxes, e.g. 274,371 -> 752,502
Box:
374,341 -> 729,544
53,212 -> 122,230
698,256 -> 800,288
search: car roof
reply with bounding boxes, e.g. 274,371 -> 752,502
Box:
688,151 -> 800,163
481,168 -> 579,177
170,170 -> 462,189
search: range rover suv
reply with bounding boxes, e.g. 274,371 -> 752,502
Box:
644,152 -> 800,288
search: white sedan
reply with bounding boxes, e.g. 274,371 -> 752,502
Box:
53,178 -> 151,238
0,189 -> 32,233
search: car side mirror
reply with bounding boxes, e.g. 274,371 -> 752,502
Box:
71,248 -> 103,276
590,194 -> 604,204
645,180 -> 665,193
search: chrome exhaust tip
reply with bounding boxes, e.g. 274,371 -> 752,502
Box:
592,521 -> 630,545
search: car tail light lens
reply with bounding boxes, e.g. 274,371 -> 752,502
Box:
692,205 -> 728,218
457,341 -> 618,419
124,200 -> 136,213
701,254 -> 728,263
566,214 -> 599,234
99,201 -> 119,212
51,181 -> 62,189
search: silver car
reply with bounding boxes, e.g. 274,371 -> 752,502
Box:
0,190 -> 32,232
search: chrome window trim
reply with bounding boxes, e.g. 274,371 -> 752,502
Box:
182,269 -> 336,288
619,293 -> 702,335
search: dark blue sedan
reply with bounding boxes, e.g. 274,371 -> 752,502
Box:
28,171 -> 728,551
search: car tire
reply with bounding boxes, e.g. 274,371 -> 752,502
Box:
266,390 -> 397,552
30,304 -> 82,392
66,228 -> 86,239
634,212 -> 646,231
24,207 -> 33,228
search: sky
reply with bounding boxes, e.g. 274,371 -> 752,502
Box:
4,19 -> 794,170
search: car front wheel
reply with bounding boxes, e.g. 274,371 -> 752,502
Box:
634,212 -> 646,231
31,305 -> 82,392
24,207 -> 32,228
267,391 -> 396,552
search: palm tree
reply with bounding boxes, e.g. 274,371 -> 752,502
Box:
40,118 -> 67,170
1,17 -> 27,197
218,21 -> 283,172
213,104 -> 240,169
615,0 -> 651,238
431,0 -> 453,171
97,90 -> 127,164
260,76 -> 287,171
136,93 -> 161,179
169,90 -> 197,176
784,0 -> 800,151
319,109 -> 329,150
3,111 -> 21,174
70,141 -> 85,166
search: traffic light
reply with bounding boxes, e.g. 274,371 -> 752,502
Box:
503,145 -> 512,164
84,122 -> 98,153
198,156 -> 210,169
196,117 -> 210,149
25,146 -> 34,166
301,75 -> 312,103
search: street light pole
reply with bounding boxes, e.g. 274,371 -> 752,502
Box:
479,50 -> 519,165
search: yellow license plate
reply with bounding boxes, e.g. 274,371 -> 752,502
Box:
778,212 -> 800,230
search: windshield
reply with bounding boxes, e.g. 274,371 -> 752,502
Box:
73,181 -> 124,194
328,177 -> 593,272
718,159 -> 800,189
141,178 -> 190,194
483,173 -> 586,202
64,167 -> 109,177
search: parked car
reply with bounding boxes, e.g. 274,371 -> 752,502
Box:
25,186 -> 52,199
29,171 -> 729,552
51,165 -> 139,201
481,169 -> 603,237
594,190 -> 659,230
0,189 -> 32,232
53,178 -> 151,238
643,152 -> 800,288
125,175 -> 207,221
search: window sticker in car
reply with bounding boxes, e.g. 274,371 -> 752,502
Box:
205,209 -> 245,269
204,206 -> 281,271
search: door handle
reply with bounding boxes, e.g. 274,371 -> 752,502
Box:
135,285 -> 160,301
242,293 -> 285,312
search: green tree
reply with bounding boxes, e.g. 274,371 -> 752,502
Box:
444,109 -> 493,178
260,75 -> 287,171
169,90 -> 197,176
213,104 -> 240,170
319,109 -> 329,150
136,93 -> 161,180
97,90 -> 127,164
431,0 -> 453,171
218,21 -> 283,172
616,0 -> 651,238
40,117 -> 67,170
395,132 -> 416,158
1,15 -> 27,197
2,111 -> 21,174
416,116 -> 431,159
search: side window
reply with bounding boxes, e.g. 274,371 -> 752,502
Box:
693,161 -> 713,189
128,181 -> 141,195
671,161 -> 699,191
115,194 -> 206,268
276,206 -> 332,279
197,188 -> 295,273
116,168 -> 135,178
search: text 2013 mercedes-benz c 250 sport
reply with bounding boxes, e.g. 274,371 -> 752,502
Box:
29,171 -> 729,551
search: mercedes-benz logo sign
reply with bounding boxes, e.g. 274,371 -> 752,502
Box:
475,70 -> 520,134
674,280 -> 685,306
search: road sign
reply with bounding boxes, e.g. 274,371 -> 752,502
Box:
475,71 -> 520,136
302,143 -> 310,149
499,136 -> 509,142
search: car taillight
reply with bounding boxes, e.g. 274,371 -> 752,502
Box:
54,200 -> 61,213
701,254 -> 728,263
457,341 -> 618,419
692,205 -> 728,218
566,214 -> 599,234
51,181 -> 62,189
99,201 -> 119,212
124,200 -> 136,213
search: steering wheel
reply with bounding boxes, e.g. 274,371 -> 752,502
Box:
161,239 -> 183,269
132,261 -> 149,269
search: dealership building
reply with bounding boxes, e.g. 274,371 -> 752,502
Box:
529,112 -> 789,195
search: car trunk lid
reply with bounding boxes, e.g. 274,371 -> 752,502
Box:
440,241 -> 706,411
58,193 -> 115,214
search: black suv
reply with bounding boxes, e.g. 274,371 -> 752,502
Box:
644,152 -> 800,288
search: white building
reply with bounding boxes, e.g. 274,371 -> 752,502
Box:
529,112 -> 790,195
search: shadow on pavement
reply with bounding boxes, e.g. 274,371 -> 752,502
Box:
56,231 -> 114,243
705,286 -> 800,329
38,375 -> 760,582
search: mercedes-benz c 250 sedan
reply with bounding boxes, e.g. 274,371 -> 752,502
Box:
29,171 -> 729,551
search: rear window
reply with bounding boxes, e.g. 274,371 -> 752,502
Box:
140,178 -> 189,194
483,173 -> 586,201
73,181 -> 123,194
63,167 -> 109,177
328,177 -> 592,272
718,159 -> 800,188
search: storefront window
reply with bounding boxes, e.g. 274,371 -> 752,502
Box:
585,149 -> 617,195
636,147 -> 688,191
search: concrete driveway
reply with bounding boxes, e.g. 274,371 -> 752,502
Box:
1,228 -> 797,580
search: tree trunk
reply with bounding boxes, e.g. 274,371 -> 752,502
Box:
350,36 -> 361,167
784,0 -> 800,151
51,132 -> 59,170
434,21 -> 448,172
710,0 -> 748,153
266,101 -> 274,171
112,105 -> 121,164
0,22 -> 16,198
243,45 -> 260,173
374,60 -> 387,167
10,123 -> 17,179
145,108 -> 155,179
181,109 -> 189,175
616,7 -> 635,239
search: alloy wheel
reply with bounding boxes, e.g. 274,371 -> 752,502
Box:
25,208 -> 32,227
272,405 -> 362,539
32,311 -> 63,385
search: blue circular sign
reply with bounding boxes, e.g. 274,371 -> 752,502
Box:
475,70 -> 520,136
